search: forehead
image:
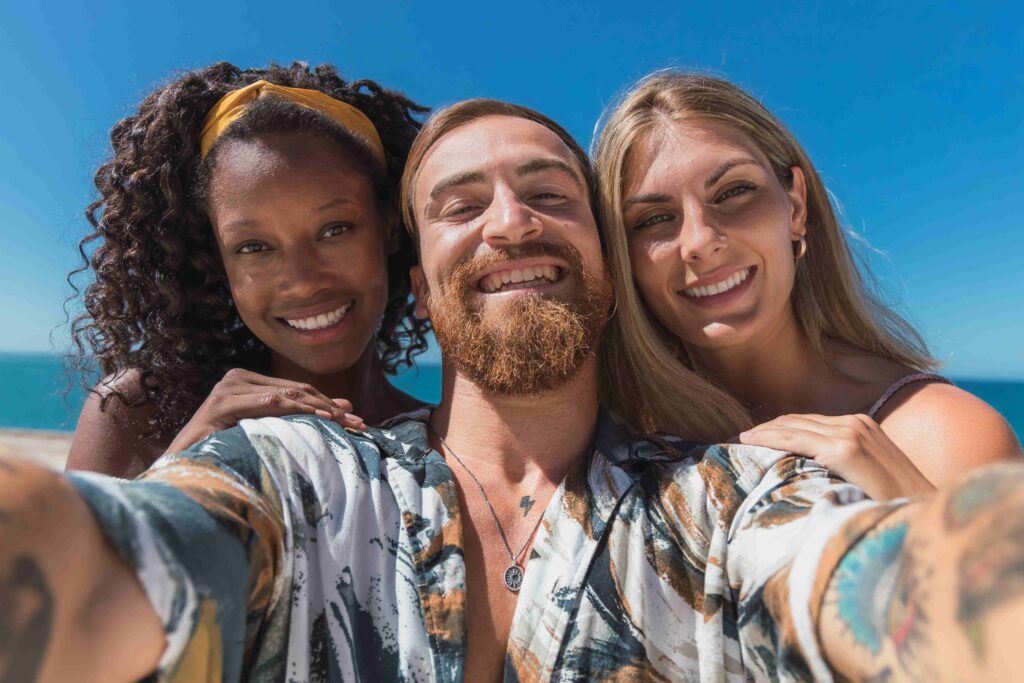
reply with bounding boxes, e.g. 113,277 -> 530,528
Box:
212,133 -> 367,189
625,118 -> 768,190
414,116 -> 581,202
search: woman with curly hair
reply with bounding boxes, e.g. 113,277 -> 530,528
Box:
66,61 -> 432,478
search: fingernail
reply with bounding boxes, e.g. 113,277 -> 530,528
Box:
315,409 -> 333,419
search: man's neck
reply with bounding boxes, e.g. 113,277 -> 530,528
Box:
429,356 -> 601,487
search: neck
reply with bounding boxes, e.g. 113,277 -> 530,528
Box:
430,356 -> 601,487
691,307 -> 839,421
270,345 -> 421,424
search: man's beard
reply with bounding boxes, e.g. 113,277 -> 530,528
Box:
427,242 -> 614,396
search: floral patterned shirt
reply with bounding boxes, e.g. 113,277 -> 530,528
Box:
68,409 -> 895,682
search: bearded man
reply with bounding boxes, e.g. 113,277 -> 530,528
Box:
2,100 -> 1023,683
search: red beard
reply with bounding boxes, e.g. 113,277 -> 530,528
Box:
427,242 -> 614,396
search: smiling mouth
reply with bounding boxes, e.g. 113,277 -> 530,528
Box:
681,267 -> 753,299
477,265 -> 564,293
282,301 -> 353,331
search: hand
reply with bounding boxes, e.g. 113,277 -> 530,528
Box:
166,368 -> 366,454
738,413 -> 935,500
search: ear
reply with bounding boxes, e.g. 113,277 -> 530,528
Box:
787,166 -> 808,240
410,265 -> 430,319
384,212 -> 402,256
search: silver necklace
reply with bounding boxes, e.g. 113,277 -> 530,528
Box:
428,422 -> 545,592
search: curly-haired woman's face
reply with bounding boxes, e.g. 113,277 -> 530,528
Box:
207,133 -> 393,377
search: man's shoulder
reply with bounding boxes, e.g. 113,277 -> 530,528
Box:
159,411 -> 432,487
608,422 -> 795,492
240,409 -> 432,460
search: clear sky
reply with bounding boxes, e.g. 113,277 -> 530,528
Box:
0,0 -> 1021,378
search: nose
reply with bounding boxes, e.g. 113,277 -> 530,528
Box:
280,244 -> 334,298
677,202 -> 727,262
481,186 -> 543,246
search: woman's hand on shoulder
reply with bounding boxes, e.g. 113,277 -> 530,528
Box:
165,368 -> 367,455
738,413 -> 934,500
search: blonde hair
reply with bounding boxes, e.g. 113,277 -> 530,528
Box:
593,71 -> 937,440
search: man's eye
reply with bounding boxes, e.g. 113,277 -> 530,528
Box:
633,213 -> 674,231
716,183 -> 756,202
445,204 -> 478,218
533,192 -> 565,202
236,242 -> 267,254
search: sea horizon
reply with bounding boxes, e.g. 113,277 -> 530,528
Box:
2,351 -> 1022,439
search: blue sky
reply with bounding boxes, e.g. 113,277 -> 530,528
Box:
0,0 -> 1021,378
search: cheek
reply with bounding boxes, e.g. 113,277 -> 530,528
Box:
346,236 -> 393,310
224,266 -> 270,323
629,238 -> 677,300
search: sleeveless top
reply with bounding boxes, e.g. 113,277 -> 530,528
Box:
867,372 -> 951,419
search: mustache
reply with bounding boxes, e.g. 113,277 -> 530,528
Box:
442,241 -> 586,293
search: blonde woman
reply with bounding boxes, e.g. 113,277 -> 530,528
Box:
594,71 -> 1021,498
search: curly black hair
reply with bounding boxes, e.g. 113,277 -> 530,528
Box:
67,61 -> 431,441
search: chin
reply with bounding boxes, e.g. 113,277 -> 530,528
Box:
681,322 -> 754,350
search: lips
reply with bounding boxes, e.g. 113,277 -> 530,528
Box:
281,301 -> 353,331
681,267 -> 753,299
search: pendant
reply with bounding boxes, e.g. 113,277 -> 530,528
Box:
503,563 -> 525,592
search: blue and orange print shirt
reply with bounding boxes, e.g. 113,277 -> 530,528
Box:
68,409 -> 899,682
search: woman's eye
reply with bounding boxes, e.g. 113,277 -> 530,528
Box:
633,213 -> 674,231
235,242 -> 267,254
716,183 -> 756,202
322,223 -> 352,238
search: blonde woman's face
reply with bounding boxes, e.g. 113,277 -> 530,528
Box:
621,119 -> 807,351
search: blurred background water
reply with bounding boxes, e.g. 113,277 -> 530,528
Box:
2,352 -> 1020,440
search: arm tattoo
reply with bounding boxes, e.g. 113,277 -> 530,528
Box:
0,555 -> 54,683
828,522 -> 935,678
831,524 -> 909,655
519,496 -> 535,517
957,510 -> 1024,657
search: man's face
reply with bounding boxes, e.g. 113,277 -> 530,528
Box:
411,115 -> 613,395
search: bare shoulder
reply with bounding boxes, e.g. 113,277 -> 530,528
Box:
877,380 -> 1022,487
66,369 -> 168,478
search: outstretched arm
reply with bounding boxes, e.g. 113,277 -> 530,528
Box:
0,458 -> 164,683
820,463 -> 1024,681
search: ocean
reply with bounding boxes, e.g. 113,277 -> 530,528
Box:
1,352 -> 1022,440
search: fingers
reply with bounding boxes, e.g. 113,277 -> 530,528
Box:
738,426 -> 837,459
214,370 -> 366,429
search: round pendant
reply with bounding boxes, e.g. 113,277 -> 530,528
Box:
503,563 -> 525,592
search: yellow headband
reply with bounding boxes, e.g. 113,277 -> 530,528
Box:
199,80 -> 386,163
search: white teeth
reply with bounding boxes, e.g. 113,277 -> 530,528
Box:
479,265 -> 560,293
684,268 -> 751,298
284,302 -> 352,330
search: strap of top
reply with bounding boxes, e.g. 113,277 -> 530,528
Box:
867,373 -> 952,419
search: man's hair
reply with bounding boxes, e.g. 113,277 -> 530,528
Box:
399,99 -> 598,242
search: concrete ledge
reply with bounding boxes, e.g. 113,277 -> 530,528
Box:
0,428 -> 72,470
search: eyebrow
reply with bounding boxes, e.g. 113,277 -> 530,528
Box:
515,157 -> 585,190
428,170 -> 486,202
624,192 -> 673,209
704,158 -> 760,189
315,197 -> 356,212
427,156 -> 585,204
624,158 -> 763,208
